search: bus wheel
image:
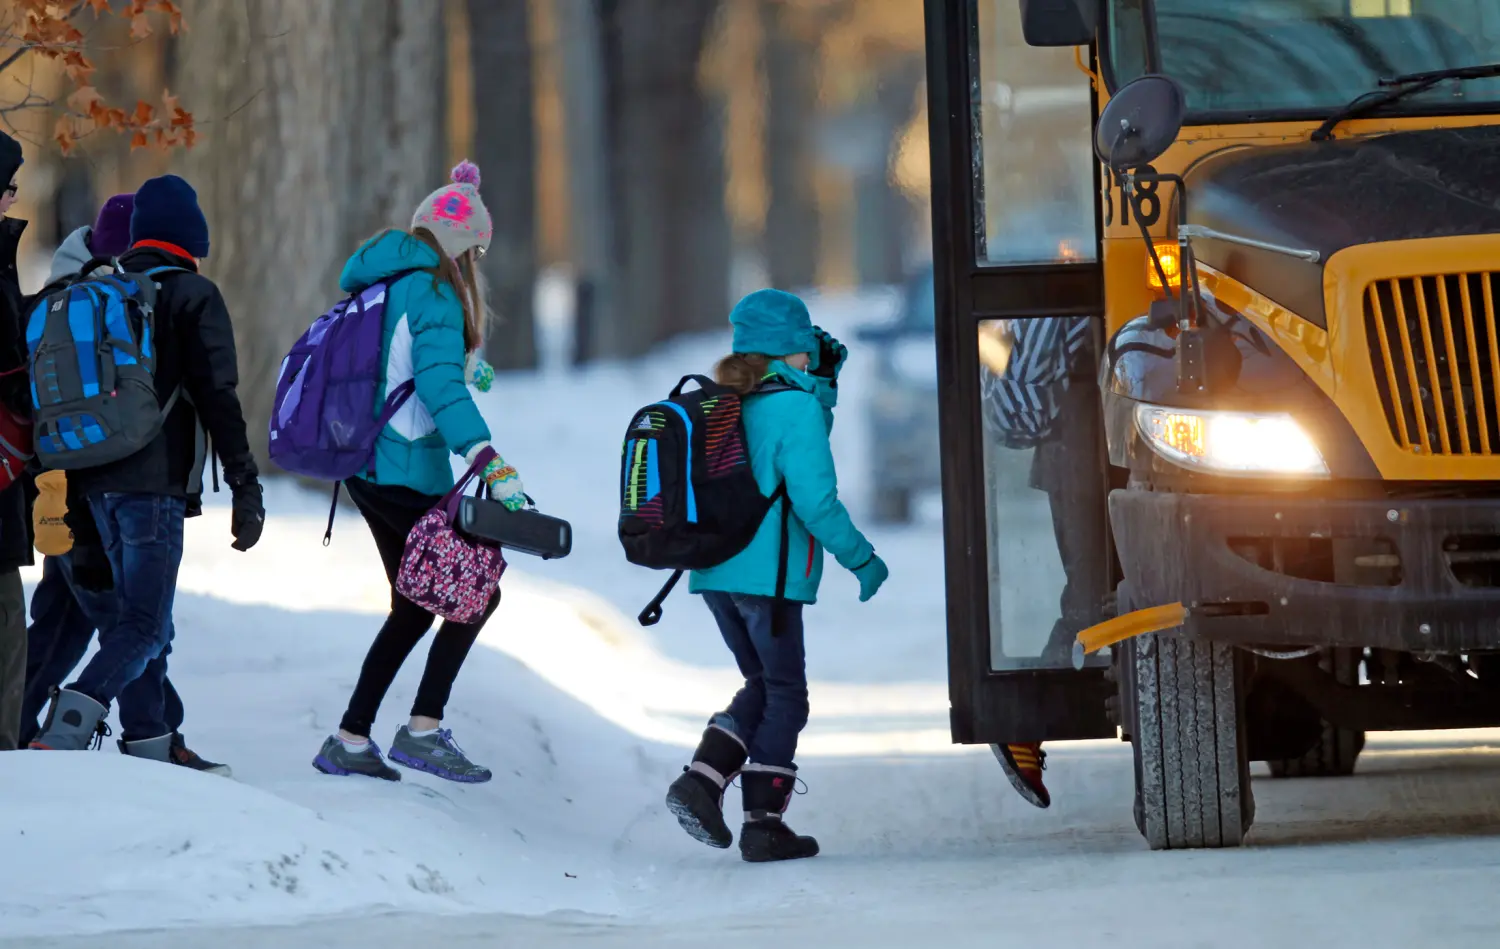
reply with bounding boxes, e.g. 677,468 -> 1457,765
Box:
1268,723 -> 1364,778
1267,648 -> 1365,778
1127,631 -> 1255,850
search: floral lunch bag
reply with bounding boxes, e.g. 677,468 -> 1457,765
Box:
396,447 -> 507,623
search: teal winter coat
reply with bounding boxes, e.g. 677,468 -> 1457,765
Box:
340,231 -> 491,498
690,361 -> 874,604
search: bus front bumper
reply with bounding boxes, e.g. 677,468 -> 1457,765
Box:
1109,489 -> 1500,653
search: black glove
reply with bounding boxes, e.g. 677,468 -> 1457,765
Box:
809,326 -> 847,380
229,478 -> 265,552
71,543 -> 114,593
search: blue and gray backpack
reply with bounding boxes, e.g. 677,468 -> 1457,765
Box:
25,260 -> 189,470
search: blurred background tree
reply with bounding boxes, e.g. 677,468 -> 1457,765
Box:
1,0 -> 931,471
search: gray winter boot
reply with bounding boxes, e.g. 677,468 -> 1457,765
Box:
739,763 -> 819,863
388,726 -> 492,783
665,722 -> 748,848
119,734 -> 173,761
313,735 -> 401,781
30,688 -> 108,751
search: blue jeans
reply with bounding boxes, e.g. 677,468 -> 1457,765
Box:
67,495 -> 185,728
22,554 -> 184,744
701,591 -> 808,769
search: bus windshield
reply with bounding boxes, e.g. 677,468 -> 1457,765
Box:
1107,1 -> 1500,118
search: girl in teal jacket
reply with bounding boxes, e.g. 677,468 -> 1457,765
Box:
666,288 -> 889,863
314,162 -> 525,786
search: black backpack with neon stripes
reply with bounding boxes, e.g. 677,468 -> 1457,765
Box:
618,374 -> 792,625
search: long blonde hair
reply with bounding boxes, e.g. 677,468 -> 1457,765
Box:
362,227 -> 488,352
714,352 -> 775,395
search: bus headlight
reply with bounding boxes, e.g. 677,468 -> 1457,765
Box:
1135,405 -> 1329,478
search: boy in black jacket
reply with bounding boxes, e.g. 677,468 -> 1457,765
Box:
31,174 -> 265,752
0,130 -> 31,751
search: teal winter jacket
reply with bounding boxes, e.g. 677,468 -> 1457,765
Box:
341,231 -> 491,498
690,361 -> 874,604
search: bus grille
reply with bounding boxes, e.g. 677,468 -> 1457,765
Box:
1366,273 -> 1500,455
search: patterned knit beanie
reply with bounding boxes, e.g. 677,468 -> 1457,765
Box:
411,160 -> 493,260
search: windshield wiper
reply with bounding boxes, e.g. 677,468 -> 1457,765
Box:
1311,62 -> 1500,142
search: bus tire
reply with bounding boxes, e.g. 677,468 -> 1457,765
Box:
1267,648 -> 1365,778
1128,631 -> 1254,850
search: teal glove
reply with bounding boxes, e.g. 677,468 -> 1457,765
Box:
852,552 -> 888,602
809,326 -> 847,380
810,375 -> 838,412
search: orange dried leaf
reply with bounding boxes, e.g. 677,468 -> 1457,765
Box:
67,84 -> 104,114
130,130 -> 148,150
62,50 -> 94,83
129,12 -> 152,39
131,99 -> 155,126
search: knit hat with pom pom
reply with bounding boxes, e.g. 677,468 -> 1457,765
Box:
411,160 -> 493,260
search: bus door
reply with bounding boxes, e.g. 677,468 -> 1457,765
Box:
926,0 -> 1115,744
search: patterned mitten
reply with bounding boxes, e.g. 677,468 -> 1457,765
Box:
465,352 -> 495,393
481,453 -> 526,511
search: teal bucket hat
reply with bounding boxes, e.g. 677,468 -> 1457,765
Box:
729,289 -> 816,357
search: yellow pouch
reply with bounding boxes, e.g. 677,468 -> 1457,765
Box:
33,470 -> 73,557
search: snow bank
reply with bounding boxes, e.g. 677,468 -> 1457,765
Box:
0,755 -> 466,936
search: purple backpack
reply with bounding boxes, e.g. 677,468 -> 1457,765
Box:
270,273 -> 421,541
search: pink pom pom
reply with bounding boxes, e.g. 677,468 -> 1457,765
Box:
451,160 -> 481,187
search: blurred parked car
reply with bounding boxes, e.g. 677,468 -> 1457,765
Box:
858,265 -> 939,524
857,206 -> 1091,523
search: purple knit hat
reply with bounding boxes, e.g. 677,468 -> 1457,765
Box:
90,193 -> 135,258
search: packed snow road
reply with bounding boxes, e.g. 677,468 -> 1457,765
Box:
12,732 -> 1500,948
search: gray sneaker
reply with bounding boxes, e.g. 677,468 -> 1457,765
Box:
313,735 -> 401,781
388,726 -> 491,783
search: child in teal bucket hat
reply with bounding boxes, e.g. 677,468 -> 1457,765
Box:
664,288 -> 888,864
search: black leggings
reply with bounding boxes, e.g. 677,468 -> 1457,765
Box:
339,478 -> 499,738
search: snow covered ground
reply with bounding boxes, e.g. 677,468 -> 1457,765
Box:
6,289 -> 1500,947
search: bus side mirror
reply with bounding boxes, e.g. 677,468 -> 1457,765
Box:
1094,75 -> 1186,171
1019,0 -> 1098,47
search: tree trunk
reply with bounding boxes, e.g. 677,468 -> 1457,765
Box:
761,0 -> 820,291
175,1 -> 446,466
556,0 -> 619,363
602,0 -> 728,356
467,0 -> 537,371
855,55 -> 923,285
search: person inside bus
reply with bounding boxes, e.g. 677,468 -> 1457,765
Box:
978,315 -> 1108,808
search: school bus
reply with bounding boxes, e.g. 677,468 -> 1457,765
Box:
928,0 -> 1500,849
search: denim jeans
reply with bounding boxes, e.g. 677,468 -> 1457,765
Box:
701,591 -> 808,769
67,494 -> 185,719
0,570 -> 23,750
22,553 -> 184,744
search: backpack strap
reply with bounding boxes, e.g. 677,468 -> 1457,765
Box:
770,479 -> 791,603
638,570 -> 682,627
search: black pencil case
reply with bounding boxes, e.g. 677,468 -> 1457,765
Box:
457,495 -> 572,560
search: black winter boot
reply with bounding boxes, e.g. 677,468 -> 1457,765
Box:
739,763 -> 819,862
665,722 -> 747,848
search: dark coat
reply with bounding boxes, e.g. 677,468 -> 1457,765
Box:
67,246 -> 256,505
0,215 -> 33,572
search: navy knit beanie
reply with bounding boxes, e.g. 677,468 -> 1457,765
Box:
130,174 -> 209,258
